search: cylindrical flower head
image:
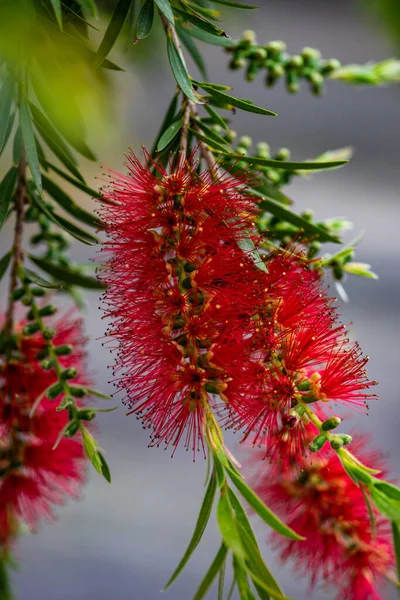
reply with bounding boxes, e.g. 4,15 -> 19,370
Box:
0,312 -> 88,546
99,151 -> 266,458
248,439 -> 394,599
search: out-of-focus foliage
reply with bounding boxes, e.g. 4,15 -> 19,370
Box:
364,0 -> 400,49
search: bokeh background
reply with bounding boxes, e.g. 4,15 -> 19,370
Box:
1,0 -> 399,598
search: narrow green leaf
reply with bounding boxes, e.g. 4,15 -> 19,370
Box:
0,77 -> 15,151
189,128 -> 228,153
227,467 -> 304,541
0,111 -> 15,155
154,0 -> 174,23
31,194 -> 97,245
13,127 -> 22,166
295,147 -> 353,176
218,556 -> 226,600
157,119 -> 182,152
0,167 -> 18,231
193,544 -> 228,600
221,152 -> 348,171
232,557 -> 257,600
192,118 -> 228,147
212,0 -> 258,8
184,24 -> 235,47
47,163 -> 101,198
20,99 -> 42,193
22,266 -> 62,289
41,174 -> 99,228
85,388 -> 112,400
76,0 -> 98,18
81,426 -> 103,472
177,25 -> 207,79
253,192 -> 340,244
134,0 -> 154,42
173,7 -> 226,37
204,103 -> 228,130
373,481 -> 400,502
150,93 -> 179,158
392,521 -> 400,595
198,85 -> 277,116
0,252 -> 11,282
48,0 -> 63,28
217,492 -> 246,558
167,35 -> 200,103
370,485 -> 400,521
0,554 -> 13,600
95,0 -> 132,67
360,485 -> 376,538
165,470 -> 217,588
98,451 -> 112,483
237,231 -> 268,273
29,255 -> 104,289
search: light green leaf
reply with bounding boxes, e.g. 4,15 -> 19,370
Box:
0,167 -> 18,231
370,484 -> 400,521
41,174 -> 99,228
193,544 -> 228,600
217,493 -> 246,558
391,521 -> 400,593
48,0 -> 63,28
29,255 -> 104,289
295,147 -> 353,176
134,0 -> 154,42
156,119 -> 182,152
95,0 -> 133,66
232,557 -> 257,600
167,35 -> 200,103
343,262 -> 378,279
227,467 -> 304,541
0,252 -> 11,282
165,470 -> 217,588
20,99 -> 42,193
237,231 -> 268,273
154,0 -> 174,23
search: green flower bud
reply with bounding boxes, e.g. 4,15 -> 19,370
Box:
307,241 -> 321,259
239,136 -> 252,149
224,130 -> 237,143
54,344 -> 73,356
302,47 -> 322,62
38,305 -> 57,317
250,48 -> 267,61
64,420 -> 80,438
47,381 -> 64,399
321,58 -> 341,74
286,70 -> 300,94
22,323 -> 40,336
69,386 -> 87,398
266,40 -> 287,54
256,142 -> 270,158
12,288 -> 25,300
321,416 -> 342,431
43,327 -> 56,340
21,295 -> 33,306
30,233 -> 44,245
288,55 -> 303,69
275,147 -> 291,161
77,409 -> 96,421
61,368 -> 78,380
31,287 -> 46,297
309,433 -> 327,453
229,58 -> 246,70
241,30 -> 257,44
41,359 -> 54,370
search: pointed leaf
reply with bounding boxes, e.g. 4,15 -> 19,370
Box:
173,7 -> 226,37
0,111 -> 15,155
0,167 -> 18,231
203,103 -> 228,130
48,0 -> 63,28
0,252 -> 11,282
392,521 -> 400,591
212,0 -> 258,8
193,544 -> 228,600
98,451 -> 112,483
227,467 -> 304,540
197,84 -> 276,116
221,152 -> 348,170
21,266 -> 62,289
232,557 -> 257,600
20,99 -> 42,193
150,93 -> 179,158
154,0 -> 174,23
29,255 -> 104,289
157,119 -> 182,152
47,163 -> 101,198
0,77 -> 15,151
167,35 -> 200,103
165,471 -> 217,587
41,174 -> 99,228
177,25 -> 207,79
217,493 -> 246,558
76,0 -> 98,18
95,0 -> 133,67
134,0 -> 154,41
183,24 -> 235,47
370,484 -> 400,521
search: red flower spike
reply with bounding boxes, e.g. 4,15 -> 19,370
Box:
0,313 -> 88,546
248,439 -> 394,600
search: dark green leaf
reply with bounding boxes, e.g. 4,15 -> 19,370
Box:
154,0 -> 174,23
134,0 -> 154,41
255,183 -> 293,206
227,467 -> 304,540
47,163 -> 101,198
156,119 -> 182,152
150,93 -> 179,158
31,194 -> 97,245
0,167 -> 18,231
0,111 -> 15,155
76,0 -> 98,17
253,192 -> 340,243
0,77 -> 15,151
217,492 -> 246,558
197,84 -> 276,116
20,100 -> 42,193
167,35 -> 200,103
95,0 -> 133,67
173,7 -> 226,37
184,24 -> 235,47
192,118 -> 228,147
193,544 -> 228,600
29,255 -> 104,289
165,470 -> 217,588
98,451 -> 112,483
0,252 -> 11,282
12,127 -> 22,166
203,103 -> 228,130
22,266 -> 62,289
48,0 -> 63,27
42,174 -> 99,228
212,0 -> 258,8
222,152 -> 348,171
189,128 -> 228,153
0,554 -> 12,600
177,25 -> 207,79
370,484 -> 400,521
392,521 -> 400,593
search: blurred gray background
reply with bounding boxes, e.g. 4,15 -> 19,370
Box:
2,0 -> 400,598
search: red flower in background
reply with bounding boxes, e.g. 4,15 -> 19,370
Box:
249,439 -> 394,599
0,313 -> 88,547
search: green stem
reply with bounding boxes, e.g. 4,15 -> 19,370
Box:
0,552 -> 13,600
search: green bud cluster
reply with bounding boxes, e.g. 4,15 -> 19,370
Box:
226,33 -> 341,95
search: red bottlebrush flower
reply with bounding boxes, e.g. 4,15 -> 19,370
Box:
99,151 -> 266,458
249,439 -> 394,599
0,313 -> 88,546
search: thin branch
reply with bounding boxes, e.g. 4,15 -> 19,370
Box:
180,100 -> 192,158
4,154 -> 27,336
